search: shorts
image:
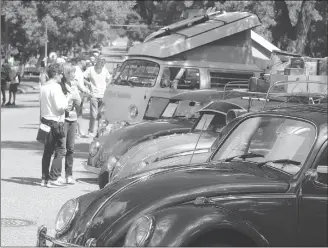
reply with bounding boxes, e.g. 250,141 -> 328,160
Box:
9,83 -> 18,93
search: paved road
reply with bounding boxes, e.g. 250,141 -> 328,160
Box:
1,92 -> 98,246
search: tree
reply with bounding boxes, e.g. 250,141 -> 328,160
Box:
1,0 -> 139,62
271,0 -> 322,55
132,0 -> 327,57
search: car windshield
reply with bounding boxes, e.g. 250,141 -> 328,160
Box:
143,97 -> 170,120
160,100 -> 203,119
193,112 -> 227,133
212,116 -> 316,175
113,59 -> 160,87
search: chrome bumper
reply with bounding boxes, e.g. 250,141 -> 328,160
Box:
36,225 -> 96,247
82,161 -> 101,174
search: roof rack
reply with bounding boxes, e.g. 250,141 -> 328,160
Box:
263,80 -> 328,109
144,11 -> 230,42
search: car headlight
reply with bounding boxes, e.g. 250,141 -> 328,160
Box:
55,198 -> 79,235
107,156 -> 118,172
99,118 -> 109,129
89,141 -> 100,157
99,148 -> 107,163
129,105 -> 138,118
124,215 -> 154,247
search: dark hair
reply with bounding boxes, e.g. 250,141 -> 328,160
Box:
47,63 -> 62,79
95,57 -> 106,66
59,77 -> 70,95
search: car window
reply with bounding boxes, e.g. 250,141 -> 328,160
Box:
316,147 -> 328,185
209,71 -> 254,88
211,117 -> 240,151
144,97 -> 170,120
161,100 -> 202,119
212,116 -> 316,175
194,112 -> 226,133
114,59 -> 160,87
160,67 -> 200,90
178,68 -> 200,90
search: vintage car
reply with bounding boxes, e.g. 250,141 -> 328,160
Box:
85,90 -> 237,187
106,98 -> 249,185
37,100 -> 328,247
105,91 -> 284,186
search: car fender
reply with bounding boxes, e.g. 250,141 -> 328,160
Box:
146,205 -> 269,247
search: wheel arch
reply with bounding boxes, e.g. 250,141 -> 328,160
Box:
185,226 -> 260,247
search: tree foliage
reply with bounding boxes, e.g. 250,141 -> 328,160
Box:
1,0 -> 139,60
1,0 -> 327,62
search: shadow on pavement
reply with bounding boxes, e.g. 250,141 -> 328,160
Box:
19,126 -> 39,130
75,170 -> 98,175
1,105 -> 39,109
76,177 -> 98,185
1,140 -> 43,151
1,177 -> 41,186
22,100 -> 39,103
1,141 -> 89,159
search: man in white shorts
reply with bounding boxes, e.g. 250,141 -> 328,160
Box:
83,57 -> 111,137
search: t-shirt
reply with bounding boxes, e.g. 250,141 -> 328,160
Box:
40,80 -> 68,122
8,66 -> 19,84
64,83 -> 81,122
73,66 -> 89,94
83,66 -> 111,98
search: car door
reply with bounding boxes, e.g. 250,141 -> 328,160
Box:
298,141 -> 328,247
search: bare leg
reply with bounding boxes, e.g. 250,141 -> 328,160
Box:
1,89 -> 6,105
77,116 -> 85,136
12,92 -> 16,105
6,90 -> 12,105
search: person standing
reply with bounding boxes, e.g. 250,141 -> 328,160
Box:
40,63 -> 71,187
1,61 -> 10,106
83,58 -> 111,137
39,59 -> 49,86
61,63 -> 82,184
6,63 -> 20,106
71,58 -> 90,137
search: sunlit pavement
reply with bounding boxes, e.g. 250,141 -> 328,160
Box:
1,92 -> 98,246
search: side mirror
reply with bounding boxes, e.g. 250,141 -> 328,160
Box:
304,169 -> 319,182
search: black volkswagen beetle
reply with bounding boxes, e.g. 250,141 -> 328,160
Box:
37,101 -> 328,247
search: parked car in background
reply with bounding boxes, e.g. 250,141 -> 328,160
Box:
107,97 -> 253,186
85,90 -> 238,188
37,96 -> 328,247
143,80 -> 328,170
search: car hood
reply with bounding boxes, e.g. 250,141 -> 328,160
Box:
69,162 -> 289,244
112,132 -> 217,181
98,118 -> 194,158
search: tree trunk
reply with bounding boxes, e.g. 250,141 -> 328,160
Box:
288,0 -> 316,55
271,0 -> 294,51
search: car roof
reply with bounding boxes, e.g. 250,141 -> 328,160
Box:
199,100 -> 245,115
257,103 -> 328,126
